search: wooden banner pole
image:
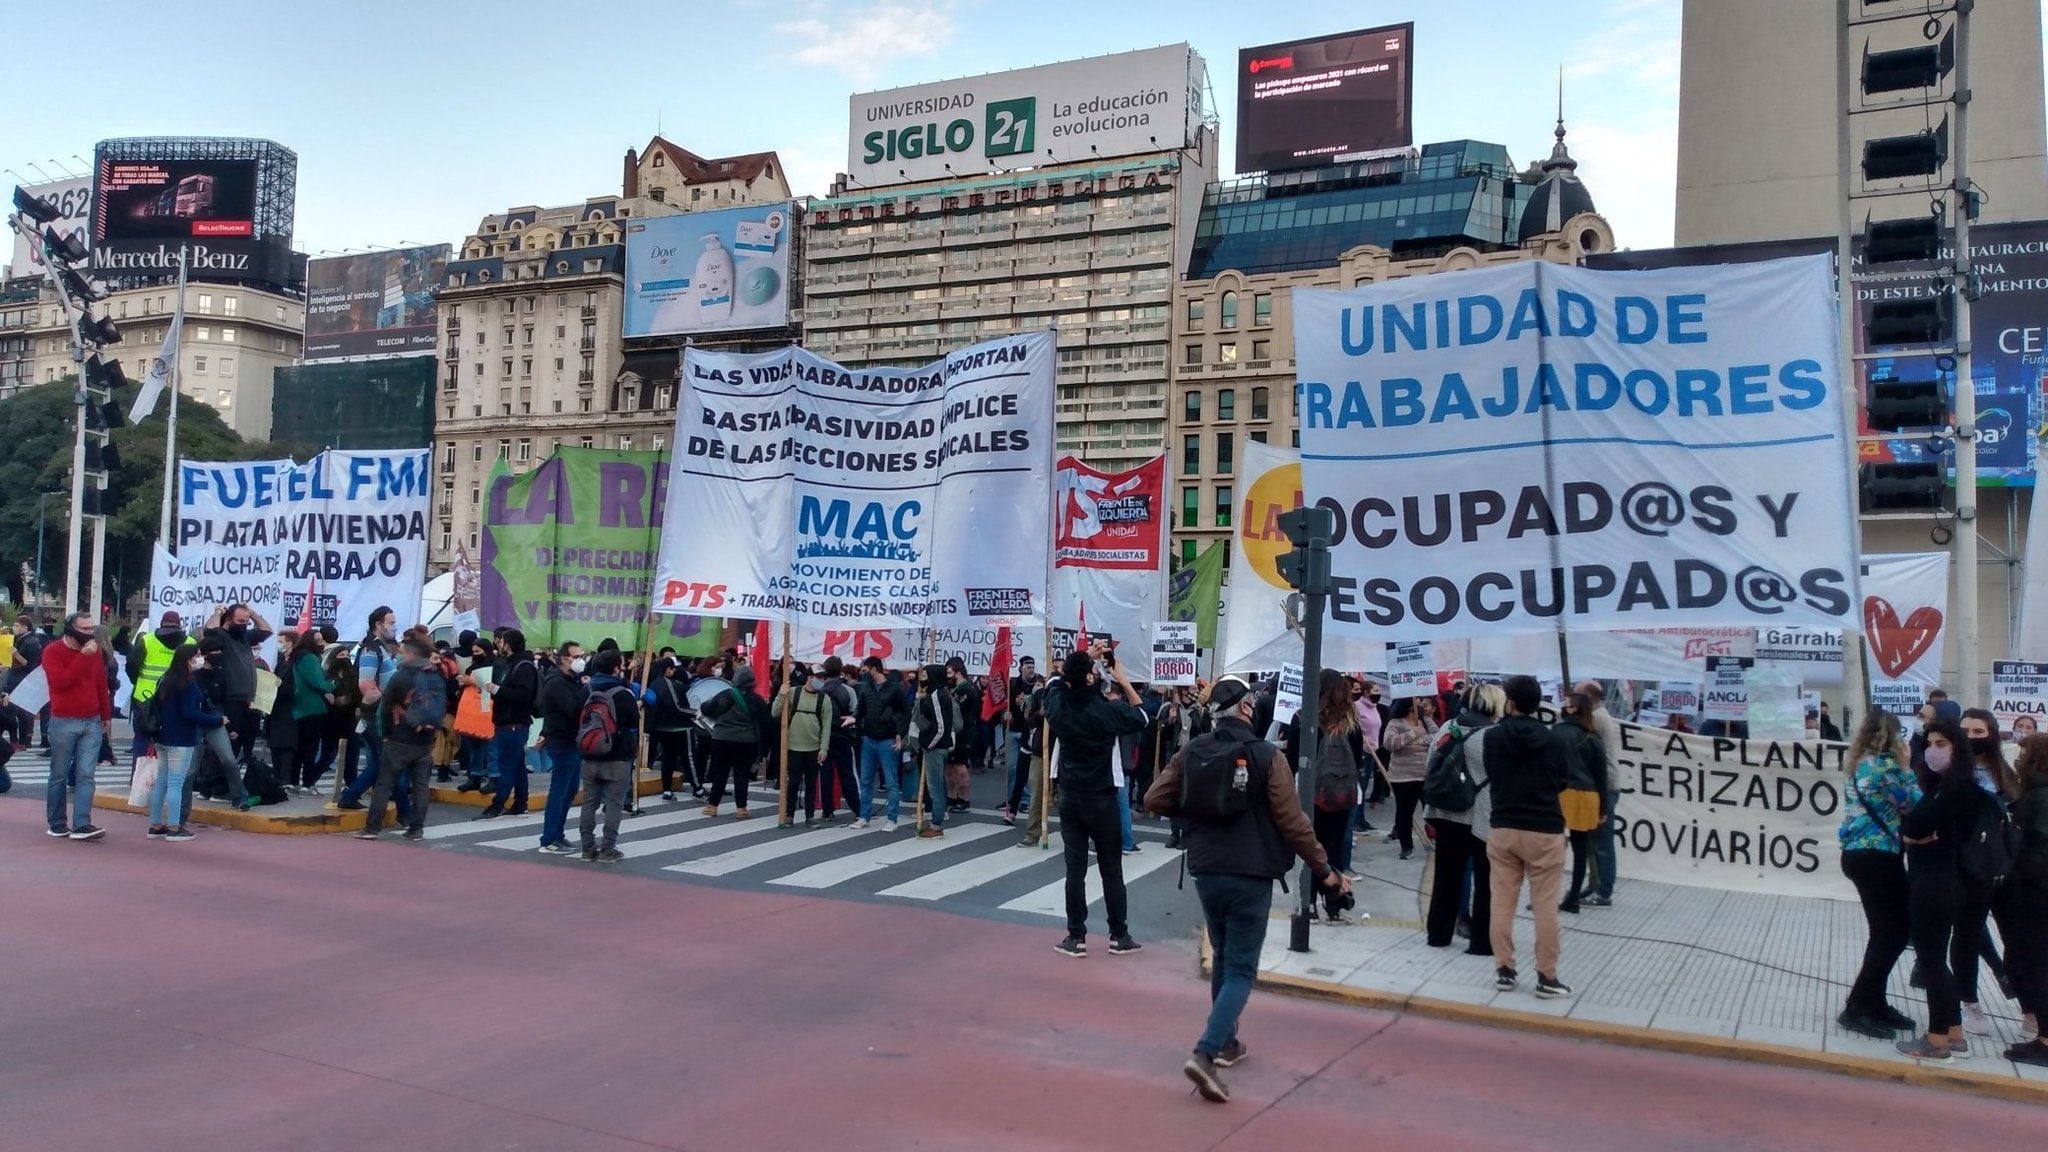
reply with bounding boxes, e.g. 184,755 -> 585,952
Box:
628,629 -> 658,815
777,622 -> 794,825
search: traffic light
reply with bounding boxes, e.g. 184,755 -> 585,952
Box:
1860,461 -> 1945,512
1865,376 -> 1947,431
1274,505 -> 1336,595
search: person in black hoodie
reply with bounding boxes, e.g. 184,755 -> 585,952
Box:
534,642 -> 588,854
478,630 -> 540,819
1482,675 -> 1572,998
1894,718 -> 1996,1063
1044,641 -> 1152,957
853,656 -> 911,828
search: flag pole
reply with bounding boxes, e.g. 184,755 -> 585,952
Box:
157,247 -> 188,551
915,630 -> 936,830
777,621 -> 793,826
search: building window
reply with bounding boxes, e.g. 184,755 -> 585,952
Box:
1219,291 -> 1239,329
1183,344 -> 1202,366
193,355 -> 208,373
1216,432 -> 1234,476
470,483 -> 480,505
441,444 -> 455,472
1183,391 -> 1201,422
496,438 -> 510,460
580,436 -> 594,449
216,389 -> 232,407
275,305 -> 286,321
1185,299 -> 1204,326
1252,339 -> 1271,362
1251,387 -> 1269,420
223,296 -> 238,316
1218,389 -> 1235,421
1214,485 -> 1233,528
1292,428 -> 1301,449
1181,540 -> 1197,567
196,294 -> 213,314
1182,434 -> 1200,476
652,434 -> 666,452
1219,342 -> 1237,364
219,357 -> 235,378
619,435 -> 635,451
516,438 -> 531,462
471,443 -> 483,463
220,327 -> 235,343
1253,293 -> 1271,325
1250,430 -> 1268,443
194,326 -> 211,342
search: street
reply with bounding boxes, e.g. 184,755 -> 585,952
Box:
4,794 -> 2041,1152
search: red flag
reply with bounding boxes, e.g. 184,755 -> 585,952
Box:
295,575 -> 315,633
749,620 -> 772,699
1076,601 -> 1090,654
983,626 -> 1012,722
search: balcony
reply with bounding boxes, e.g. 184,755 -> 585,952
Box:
577,370 -> 595,385
580,305 -> 598,318
579,337 -> 596,351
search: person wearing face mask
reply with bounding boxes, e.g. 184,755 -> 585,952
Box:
288,627 -> 338,794
200,602 -> 274,773
147,643 -> 222,842
1834,709 -> 1921,1040
1956,708 -> 2022,1036
341,608 -> 400,805
2005,734 -> 2048,1066
477,629 -> 539,820
1894,719 -> 1999,1062
40,612 -> 115,840
534,642 -> 589,854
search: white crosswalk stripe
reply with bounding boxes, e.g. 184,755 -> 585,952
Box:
998,844 -> 1183,917
877,832 -> 1065,900
667,821 -> 887,876
769,822 -> 1010,890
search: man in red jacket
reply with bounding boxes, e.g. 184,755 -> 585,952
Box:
42,611 -> 113,840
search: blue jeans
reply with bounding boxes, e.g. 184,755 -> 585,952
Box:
491,724 -> 529,810
859,737 -> 900,822
1194,872 -> 1274,1058
45,716 -> 102,831
541,740 -> 582,848
1591,807 -> 1618,898
150,744 -> 197,827
340,732 -> 411,824
1119,777 -> 1137,852
919,748 -> 947,827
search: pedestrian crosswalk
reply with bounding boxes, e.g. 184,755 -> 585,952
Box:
417,796 -> 1183,922
2,750 -> 133,791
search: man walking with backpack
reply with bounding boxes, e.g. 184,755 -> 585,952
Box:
1484,675 -> 1573,999
354,636 -> 447,841
578,649 -> 642,862
1145,675 -> 1349,1103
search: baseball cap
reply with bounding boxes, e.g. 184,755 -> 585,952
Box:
159,611 -> 182,627
1207,675 -> 1254,714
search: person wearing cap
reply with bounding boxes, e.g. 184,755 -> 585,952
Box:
125,611 -> 189,758
1145,674 -> 1351,1103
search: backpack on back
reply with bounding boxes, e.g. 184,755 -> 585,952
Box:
1177,732 -> 1261,824
1421,727 -> 1487,812
578,686 -> 629,758
131,692 -> 164,740
1313,734 -> 1361,811
1959,791 -> 2023,888
390,665 -> 450,734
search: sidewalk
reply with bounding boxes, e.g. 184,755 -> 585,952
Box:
1258,825 -> 2047,1098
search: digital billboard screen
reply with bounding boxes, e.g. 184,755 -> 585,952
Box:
624,202 -> 794,338
95,157 -> 260,241
1236,23 -> 1414,173
304,245 -> 451,362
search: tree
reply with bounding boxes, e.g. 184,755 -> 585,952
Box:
0,377 -> 278,610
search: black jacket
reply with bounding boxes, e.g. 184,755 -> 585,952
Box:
582,674 -> 643,761
539,666 -> 588,745
201,624 -> 271,703
492,652 -> 541,729
1144,715 -> 1329,881
855,676 -> 910,740
2014,775 -> 2048,889
1483,713 -> 1568,834
1044,678 -> 1149,796
1552,720 -> 1610,796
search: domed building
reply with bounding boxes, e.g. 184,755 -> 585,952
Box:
1518,109 -> 1601,248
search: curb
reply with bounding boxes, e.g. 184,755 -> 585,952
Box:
92,792 -> 368,835
1254,966 -> 2048,1106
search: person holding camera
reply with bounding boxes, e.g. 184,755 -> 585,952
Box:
1043,641 -> 1151,957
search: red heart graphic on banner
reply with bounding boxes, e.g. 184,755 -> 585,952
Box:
1864,596 -> 1943,679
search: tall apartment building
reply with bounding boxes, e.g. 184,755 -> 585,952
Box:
1171,136 -> 1613,562
0,278 -> 38,399
13,279 -> 304,437
801,136 -> 1218,471
431,139 -> 791,567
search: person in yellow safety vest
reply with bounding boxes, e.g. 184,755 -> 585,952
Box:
125,611 -> 190,757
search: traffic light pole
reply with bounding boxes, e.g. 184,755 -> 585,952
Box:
1948,5 -> 1980,702
1278,505 -> 1335,954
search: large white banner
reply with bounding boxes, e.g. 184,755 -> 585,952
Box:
1051,454 -> 1168,652
1860,552 -> 1949,686
1294,254 -> 1859,642
654,333 -> 1055,629
170,451 -> 432,636
1221,439 -> 1386,672
1612,722 -> 1853,900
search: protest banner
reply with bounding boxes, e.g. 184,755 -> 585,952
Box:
1150,621 -> 1197,687
1611,722 -> 1852,899
1270,662 -> 1304,739
1702,655 -> 1753,723
169,450 -> 430,635
652,333 -> 1055,629
1052,454 -> 1169,651
1388,641 -> 1436,699
1658,680 -> 1700,716
1990,661 -> 2048,740
1168,540 -> 1226,650
482,448 -> 716,654
1293,255 -> 1859,641
1221,439 -> 1385,673
1860,552 -> 1949,685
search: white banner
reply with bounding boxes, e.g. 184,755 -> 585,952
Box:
1051,455 -> 1169,654
1989,661 -> 2048,740
1221,439 -> 1386,673
1294,254 -> 1859,641
1271,662 -> 1304,739
1150,621 -> 1196,687
171,451 -> 431,636
1613,723 -> 1852,900
1658,680 -> 1700,715
1860,552 -> 1949,686
1388,641 -> 1435,699
1701,656 -> 1753,723
653,333 -> 1055,629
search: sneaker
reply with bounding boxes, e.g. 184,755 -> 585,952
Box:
580,847 -> 599,862
538,842 -> 575,855
472,807 -> 503,821
352,830 -> 381,840
733,809 -> 751,820
402,828 -> 424,841
885,819 -> 900,832
1950,1036 -> 1971,1059
1495,967 -> 1518,992
1894,1036 -> 1952,1063
1055,935 -> 1087,958
163,827 -> 196,843
305,785 -> 326,797
2005,1040 -> 2048,1066
1213,1039 -> 1249,1068
1534,974 -> 1572,1000
1963,1003 -> 1991,1036
1399,848 -> 1414,861
1183,1054 -> 1229,1103
597,847 -> 626,863
852,819 -> 871,829
1000,806 -> 1016,826
456,778 -> 480,793
1582,894 -> 1613,907
147,825 -> 169,839
700,805 -> 719,817
237,797 -> 262,811
46,826 -> 68,838
1108,935 -> 1143,955
918,825 -> 944,839
1837,1008 -> 1896,1040
661,791 -> 677,803
1123,845 -> 1141,856
1874,1004 -> 1917,1032
336,799 -> 366,811
68,825 -> 106,841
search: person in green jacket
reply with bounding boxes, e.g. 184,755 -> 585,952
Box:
772,665 -> 835,828
290,630 -> 338,793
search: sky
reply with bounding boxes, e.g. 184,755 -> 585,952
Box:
5,0 -> 1683,259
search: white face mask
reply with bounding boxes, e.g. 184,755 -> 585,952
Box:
189,658 -> 206,673
569,657 -> 588,675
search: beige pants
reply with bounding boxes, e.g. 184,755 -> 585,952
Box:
1488,828 -> 1569,978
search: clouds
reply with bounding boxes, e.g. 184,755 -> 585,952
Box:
779,1 -> 959,85
1561,0 -> 1681,247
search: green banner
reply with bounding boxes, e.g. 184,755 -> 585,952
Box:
481,447 -> 717,655
1168,539 -> 1226,651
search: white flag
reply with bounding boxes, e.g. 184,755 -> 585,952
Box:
127,311 -> 181,425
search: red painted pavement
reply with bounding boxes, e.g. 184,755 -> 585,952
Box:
3,800 -> 2041,1152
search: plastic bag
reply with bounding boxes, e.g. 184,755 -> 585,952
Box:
128,755 -> 160,809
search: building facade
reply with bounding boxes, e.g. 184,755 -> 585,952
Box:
1170,137 -> 1614,562
800,134 -> 1218,472
15,279 -> 303,437
431,140 -> 791,568
1676,0 -> 2048,246
0,278 -> 38,399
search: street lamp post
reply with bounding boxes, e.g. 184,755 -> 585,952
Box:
34,491 -> 60,613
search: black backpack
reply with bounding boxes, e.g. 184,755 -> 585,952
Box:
1421,727 -> 1487,812
1313,734 -> 1361,810
1959,791 -> 2023,888
132,692 -> 164,740
1177,732 -> 1261,824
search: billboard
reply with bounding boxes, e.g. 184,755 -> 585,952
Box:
1237,23 -> 1414,173
8,177 -> 90,279
624,203 -> 794,338
96,157 -> 259,241
848,45 -> 1198,189
90,139 -> 296,285
303,245 -> 450,362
